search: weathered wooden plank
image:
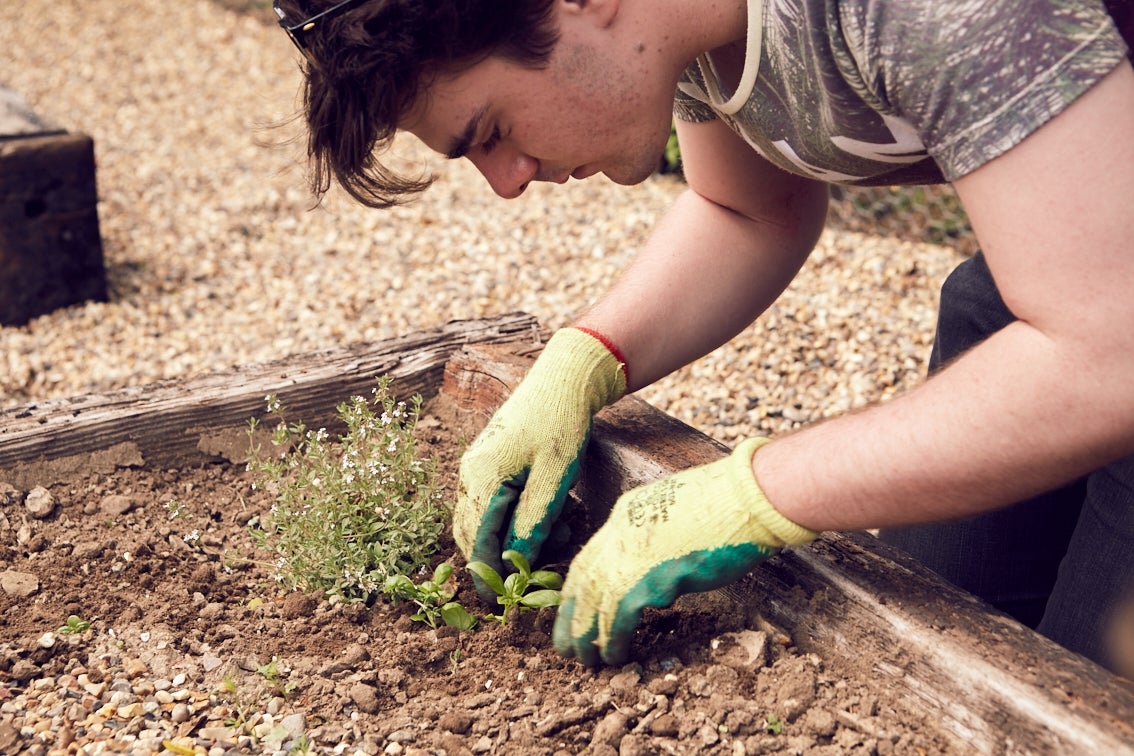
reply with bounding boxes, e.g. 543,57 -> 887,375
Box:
443,341 -> 1134,755
0,313 -> 540,487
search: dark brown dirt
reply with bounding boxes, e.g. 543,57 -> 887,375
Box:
0,393 -> 961,755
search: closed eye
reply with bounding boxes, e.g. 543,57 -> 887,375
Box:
481,126 -> 502,154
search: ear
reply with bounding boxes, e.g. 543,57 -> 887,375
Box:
559,0 -> 619,28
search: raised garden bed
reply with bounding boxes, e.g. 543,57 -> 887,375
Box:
2,314 -> 1132,754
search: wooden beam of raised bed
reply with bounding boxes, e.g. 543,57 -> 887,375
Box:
443,342 -> 1134,755
0,313 -> 540,486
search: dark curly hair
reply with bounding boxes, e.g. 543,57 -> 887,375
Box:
275,0 -> 560,208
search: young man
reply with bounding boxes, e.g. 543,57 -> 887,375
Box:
274,0 -> 1134,670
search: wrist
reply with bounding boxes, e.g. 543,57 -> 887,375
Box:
536,327 -> 628,409
734,438 -> 819,547
571,326 -> 630,388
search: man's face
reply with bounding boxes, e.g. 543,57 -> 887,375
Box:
403,24 -> 675,198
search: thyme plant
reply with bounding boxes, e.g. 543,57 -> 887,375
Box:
247,377 -> 446,602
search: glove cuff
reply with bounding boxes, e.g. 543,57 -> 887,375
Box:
732,437 -> 819,547
572,326 -> 630,389
538,327 -> 628,409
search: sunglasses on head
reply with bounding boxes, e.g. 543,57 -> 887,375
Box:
273,0 -> 365,65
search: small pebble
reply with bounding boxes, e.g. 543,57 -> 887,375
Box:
24,487 -> 56,519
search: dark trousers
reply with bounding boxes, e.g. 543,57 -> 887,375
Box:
878,252 -> 1134,673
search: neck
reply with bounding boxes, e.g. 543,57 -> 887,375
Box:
640,0 -> 749,68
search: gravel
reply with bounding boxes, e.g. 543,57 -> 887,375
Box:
0,0 -> 967,444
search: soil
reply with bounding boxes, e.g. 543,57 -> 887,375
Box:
0,392 -> 959,756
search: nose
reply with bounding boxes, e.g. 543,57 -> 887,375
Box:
468,147 -> 539,199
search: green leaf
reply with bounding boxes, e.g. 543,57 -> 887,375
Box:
384,574 -> 414,596
518,589 -> 562,609
57,615 -> 91,634
528,570 -> 563,590
441,602 -> 478,630
502,549 -> 531,576
432,562 -> 453,585
466,561 -> 506,596
502,572 -> 523,597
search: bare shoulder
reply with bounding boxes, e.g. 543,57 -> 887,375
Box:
952,60 -> 1134,334
674,117 -> 828,229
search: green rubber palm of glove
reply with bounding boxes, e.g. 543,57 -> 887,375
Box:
552,437 -> 818,666
455,327 -> 626,600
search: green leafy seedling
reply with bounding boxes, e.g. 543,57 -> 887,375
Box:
764,713 -> 784,735
256,658 -> 298,699
466,550 -> 563,625
57,615 -> 91,635
384,563 -> 478,631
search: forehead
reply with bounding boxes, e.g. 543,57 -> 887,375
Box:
401,62 -> 498,158
405,56 -> 537,156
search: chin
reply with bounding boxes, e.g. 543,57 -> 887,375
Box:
606,158 -> 663,186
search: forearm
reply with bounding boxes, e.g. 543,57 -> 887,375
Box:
575,184 -> 826,392
756,311 -> 1134,532
761,63 -> 1134,534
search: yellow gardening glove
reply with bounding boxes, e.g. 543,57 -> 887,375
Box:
455,327 -> 627,600
552,437 -> 817,666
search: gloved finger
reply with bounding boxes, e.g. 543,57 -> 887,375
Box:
465,477 -> 525,602
503,449 -> 585,564
552,596 -> 602,667
600,548 -> 774,662
600,595 -> 650,666
502,489 -> 563,567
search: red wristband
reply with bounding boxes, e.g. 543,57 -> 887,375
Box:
573,326 -> 630,387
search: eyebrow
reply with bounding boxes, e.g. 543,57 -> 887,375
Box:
445,105 -> 489,160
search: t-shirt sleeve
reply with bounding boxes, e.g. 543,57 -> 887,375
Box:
673,65 -> 720,124
840,0 -> 1129,181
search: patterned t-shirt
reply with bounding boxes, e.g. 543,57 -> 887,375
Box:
674,0 -> 1130,185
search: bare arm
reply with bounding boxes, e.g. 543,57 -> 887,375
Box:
576,116 -> 829,391
755,61 -> 1134,531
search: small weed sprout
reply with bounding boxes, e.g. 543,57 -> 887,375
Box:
764,713 -> 785,735
467,550 -> 563,624
57,615 -> 91,635
219,673 -> 255,733
166,499 -> 186,519
246,377 -> 446,603
256,658 -> 298,700
384,562 -> 478,630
